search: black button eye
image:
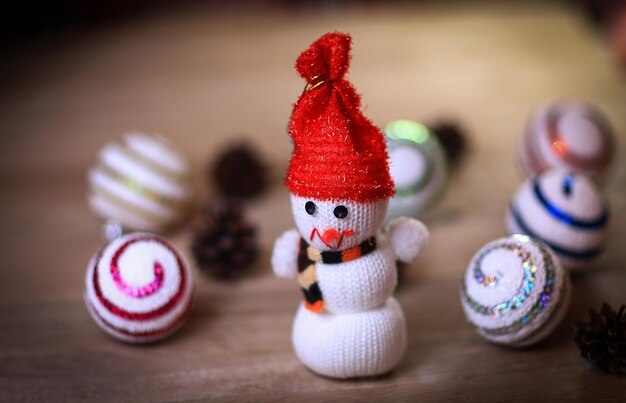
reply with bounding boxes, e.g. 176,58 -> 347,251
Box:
333,205 -> 348,219
305,201 -> 316,215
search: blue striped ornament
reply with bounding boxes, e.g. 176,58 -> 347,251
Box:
506,169 -> 608,270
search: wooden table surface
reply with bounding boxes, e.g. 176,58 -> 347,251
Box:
1,2 -> 625,401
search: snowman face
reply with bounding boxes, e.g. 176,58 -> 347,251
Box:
290,195 -> 388,251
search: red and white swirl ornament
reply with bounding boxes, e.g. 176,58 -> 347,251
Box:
84,233 -> 193,343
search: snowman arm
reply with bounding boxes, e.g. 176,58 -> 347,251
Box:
271,228 -> 301,279
385,217 -> 429,263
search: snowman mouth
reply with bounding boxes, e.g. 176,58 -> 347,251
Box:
310,227 -> 355,250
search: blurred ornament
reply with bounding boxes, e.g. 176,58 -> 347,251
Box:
88,132 -> 194,235
429,120 -> 469,168
461,235 -> 571,347
384,119 -> 449,220
506,169 -> 609,270
191,203 -> 258,279
84,233 -> 193,343
575,302 -> 626,375
519,102 -> 615,182
212,142 -> 269,199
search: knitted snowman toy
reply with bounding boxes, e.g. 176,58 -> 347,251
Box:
272,32 -> 429,379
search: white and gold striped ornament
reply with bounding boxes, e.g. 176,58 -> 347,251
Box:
88,132 -> 194,234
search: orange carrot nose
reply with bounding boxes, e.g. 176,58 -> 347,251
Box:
321,228 -> 340,245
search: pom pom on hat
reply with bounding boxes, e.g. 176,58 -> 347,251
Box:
285,32 -> 395,203
295,32 -> 351,82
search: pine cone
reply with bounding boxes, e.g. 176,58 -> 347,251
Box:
429,120 -> 468,168
191,204 -> 258,279
212,142 -> 269,199
574,302 -> 626,375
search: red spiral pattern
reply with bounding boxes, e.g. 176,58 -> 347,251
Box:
93,235 -> 187,321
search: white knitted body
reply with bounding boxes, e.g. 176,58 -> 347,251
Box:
274,196 -> 428,378
293,297 -> 406,378
385,120 -> 448,220
506,168 -> 608,270
84,233 -> 193,343
316,232 -> 396,314
88,132 -> 193,233
461,235 -> 570,347
519,102 -> 614,182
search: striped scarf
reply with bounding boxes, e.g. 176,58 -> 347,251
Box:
297,236 -> 377,313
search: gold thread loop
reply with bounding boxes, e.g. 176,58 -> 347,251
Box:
305,75 -> 329,92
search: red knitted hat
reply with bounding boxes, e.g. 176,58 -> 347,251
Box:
285,32 -> 395,202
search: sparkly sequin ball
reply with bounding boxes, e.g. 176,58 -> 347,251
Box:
519,101 -> 615,182
384,119 -> 448,220
506,168 -> 609,270
88,132 -> 194,233
460,235 -> 571,347
84,233 -> 194,343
